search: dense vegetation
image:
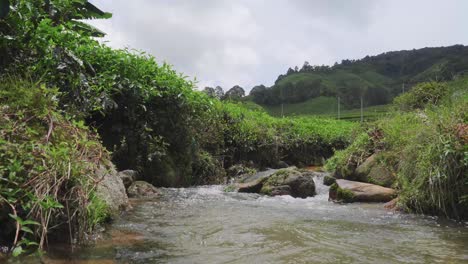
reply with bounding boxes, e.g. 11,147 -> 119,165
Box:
0,0 -> 356,254
325,78 -> 468,220
247,45 -> 468,109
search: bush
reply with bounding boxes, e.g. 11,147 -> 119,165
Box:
394,82 -> 448,111
0,79 -> 112,253
327,77 -> 468,219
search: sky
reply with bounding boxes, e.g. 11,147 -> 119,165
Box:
88,0 -> 468,92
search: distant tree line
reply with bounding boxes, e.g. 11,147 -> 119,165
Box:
203,85 -> 245,101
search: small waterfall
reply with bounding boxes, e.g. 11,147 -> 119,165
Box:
312,172 -> 331,200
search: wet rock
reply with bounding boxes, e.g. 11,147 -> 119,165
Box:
127,181 -> 160,198
227,164 -> 257,178
323,175 -> 336,186
237,178 -> 267,193
384,198 -> 399,210
118,170 -> 138,189
260,168 -> 316,198
270,185 -> 291,196
96,164 -> 129,215
329,179 -> 396,203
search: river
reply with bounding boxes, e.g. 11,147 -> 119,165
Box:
14,175 -> 468,263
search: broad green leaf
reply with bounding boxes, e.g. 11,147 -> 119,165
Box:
12,246 -> 22,257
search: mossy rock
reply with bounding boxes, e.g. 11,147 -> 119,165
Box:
366,165 -> 395,187
323,175 -> 336,186
260,169 -> 316,198
329,183 -> 355,202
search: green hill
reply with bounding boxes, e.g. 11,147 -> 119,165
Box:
249,45 -> 468,110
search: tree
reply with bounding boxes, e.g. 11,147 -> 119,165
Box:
202,87 -> 216,98
250,85 -> 267,104
223,85 -> 245,100
214,86 -> 224,99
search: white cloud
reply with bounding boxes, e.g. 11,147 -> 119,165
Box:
88,0 -> 468,92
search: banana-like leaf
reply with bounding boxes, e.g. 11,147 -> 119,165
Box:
71,1 -> 112,20
84,2 -> 112,19
0,0 -> 9,19
71,20 -> 106,37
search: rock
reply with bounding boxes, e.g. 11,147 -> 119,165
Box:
276,161 -> 289,169
127,181 -> 160,198
260,168 -> 316,198
355,154 -> 395,187
329,179 -> 396,203
96,164 -> 129,215
367,165 -> 395,188
227,164 -> 256,178
237,169 -> 277,183
237,178 -> 267,193
118,170 -> 138,189
384,198 -> 399,210
270,185 -> 291,196
355,154 -> 376,179
323,175 -> 336,186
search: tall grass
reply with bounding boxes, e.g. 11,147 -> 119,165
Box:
0,79 -> 112,254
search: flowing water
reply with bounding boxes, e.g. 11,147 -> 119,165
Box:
15,175 -> 468,263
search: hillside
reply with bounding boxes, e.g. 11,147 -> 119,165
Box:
249,45 -> 468,109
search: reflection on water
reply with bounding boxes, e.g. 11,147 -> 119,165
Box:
13,176 -> 468,264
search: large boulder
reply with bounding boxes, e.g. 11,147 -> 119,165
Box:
127,181 -> 160,198
355,154 -> 395,187
260,168 -> 316,198
96,164 -> 129,215
235,169 -> 278,193
329,179 -> 396,203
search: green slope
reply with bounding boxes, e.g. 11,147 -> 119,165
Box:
248,45 -> 468,110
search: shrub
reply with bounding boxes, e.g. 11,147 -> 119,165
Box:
0,79 -> 112,253
394,82 -> 448,111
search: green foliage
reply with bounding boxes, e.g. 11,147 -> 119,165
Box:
259,96 -> 390,121
324,131 -> 373,176
380,98 -> 467,219
220,102 -> 357,168
0,79 -> 111,253
326,77 -> 468,219
394,82 -> 449,110
249,45 -> 468,111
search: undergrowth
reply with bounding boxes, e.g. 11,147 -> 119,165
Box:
325,78 -> 468,220
0,79 -> 111,255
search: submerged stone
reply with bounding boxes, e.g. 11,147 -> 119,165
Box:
127,181 -> 160,198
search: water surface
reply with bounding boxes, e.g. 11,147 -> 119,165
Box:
16,176 -> 468,263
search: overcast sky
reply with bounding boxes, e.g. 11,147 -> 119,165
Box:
88,0 -> 468,91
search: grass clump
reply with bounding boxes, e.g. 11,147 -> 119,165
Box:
0,79 -> 112,254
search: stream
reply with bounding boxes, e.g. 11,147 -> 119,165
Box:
14,175 -> 468,263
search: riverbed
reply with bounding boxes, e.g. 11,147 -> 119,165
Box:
14,176 -> 468,263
